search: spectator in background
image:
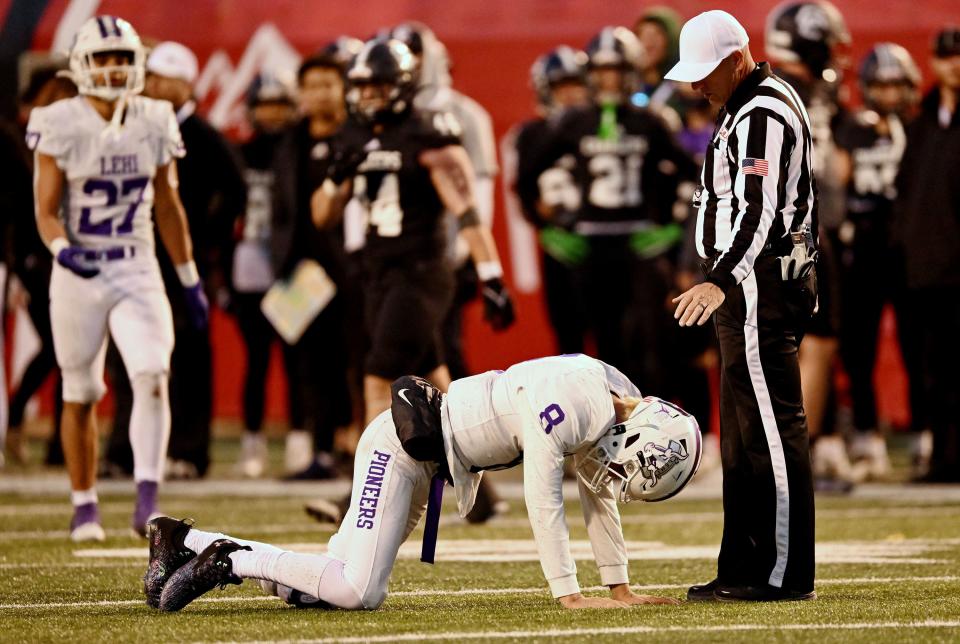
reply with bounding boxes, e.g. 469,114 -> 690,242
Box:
3,68 -> 75,467
230,74 -> 297,478
140,41 -> 247,478
632,6 -> 687,127
269,52 -> 352,479
893,27 -> 960,483
833,43 -> 924,485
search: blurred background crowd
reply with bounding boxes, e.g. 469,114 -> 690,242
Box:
1,0 -> 959,492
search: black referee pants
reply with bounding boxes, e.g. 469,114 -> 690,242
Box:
714,255 -> 816,592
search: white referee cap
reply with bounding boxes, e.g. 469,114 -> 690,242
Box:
147,41 -> 198,84
664,10 -> 749,83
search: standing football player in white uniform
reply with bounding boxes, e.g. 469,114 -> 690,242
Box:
145,354 -> 700,611
27,16 -> 208,541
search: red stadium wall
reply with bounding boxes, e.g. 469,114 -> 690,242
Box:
22,0 -> 953,426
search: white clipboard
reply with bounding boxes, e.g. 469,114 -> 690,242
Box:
260,259 -> 337,345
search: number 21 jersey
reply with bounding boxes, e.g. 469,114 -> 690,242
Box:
26,95 -> 185,253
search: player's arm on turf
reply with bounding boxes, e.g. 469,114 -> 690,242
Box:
153,162 -> 195,266
518,385 -> 627,609
422,145 -> 501,266
32,152 -> 69,245
574,453 -> 629,584
574,463 -> 680,606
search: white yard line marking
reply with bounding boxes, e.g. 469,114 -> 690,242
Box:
5,476 -> 960,503
0,523 -> 334,541
2,504 -> 957,535
212,621 -> 960,644
68,538 -> 960,566
0,576 -> 957,610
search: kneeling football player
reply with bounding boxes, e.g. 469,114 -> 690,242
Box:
144,354 -> 701,611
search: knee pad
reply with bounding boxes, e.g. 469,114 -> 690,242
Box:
61,366 -> 107,404
131,371 -> 168,400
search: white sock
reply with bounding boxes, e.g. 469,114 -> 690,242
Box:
71,488 -> 98,506
184,528 -> 284,556
183,529 -> 364,609
129,372 -> 171,482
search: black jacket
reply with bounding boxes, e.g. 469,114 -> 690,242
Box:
157,110 -> 246,308
893,88 -> 960,289
269,118 -> 345,285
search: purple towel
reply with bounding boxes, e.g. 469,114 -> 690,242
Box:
420,474 -> 445,564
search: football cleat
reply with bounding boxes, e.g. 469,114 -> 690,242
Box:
70,521 -> 106,542
158,539 -> 250,612
304,497 -> 348,526
143,516 -> 196,608
70,502 -> 105,542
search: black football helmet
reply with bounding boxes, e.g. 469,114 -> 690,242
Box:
585,26 -> 644,71
379,21 -> 450,92
345,38 -> 418,123
381,21 -> 433,57
584,26 -> 644,103
530,45 -> 588,107
859,42 -> 921,114
319,36 -> 364,73
765,0 -> 850,80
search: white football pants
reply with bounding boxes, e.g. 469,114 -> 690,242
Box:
185,410 -> 435,609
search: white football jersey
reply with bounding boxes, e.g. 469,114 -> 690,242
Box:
26,95 -> 185,253
441,354 -> 642,597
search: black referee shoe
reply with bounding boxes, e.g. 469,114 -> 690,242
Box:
715,584 -> 817,602
686,578 -> 722,601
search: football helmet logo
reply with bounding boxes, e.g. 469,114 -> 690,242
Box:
68,15 -> 145,102
577,396 -> 702,503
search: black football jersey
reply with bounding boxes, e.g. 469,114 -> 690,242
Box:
834,111 -> 907,218
518,104 -> 696,235
337,111 -> 461,267
513,117 -> 580,228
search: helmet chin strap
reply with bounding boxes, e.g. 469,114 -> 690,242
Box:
102,91 -> 130,140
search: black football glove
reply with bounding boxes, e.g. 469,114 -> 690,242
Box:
327,145 -> 367,186
481,278 -> 515,331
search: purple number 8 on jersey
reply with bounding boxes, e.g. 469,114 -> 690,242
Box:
539,403 -> 565,434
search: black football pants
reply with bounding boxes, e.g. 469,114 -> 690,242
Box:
714,255 -> 816,593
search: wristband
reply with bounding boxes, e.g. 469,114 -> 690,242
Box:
476,261 -> 503,282
457,206 -> 481,231
175,260 -> 200,287
49,237 -> 69,257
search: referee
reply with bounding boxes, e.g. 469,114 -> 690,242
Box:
666,11 -> 817,602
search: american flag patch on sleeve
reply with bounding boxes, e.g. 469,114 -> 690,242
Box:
742,157 -> 769,176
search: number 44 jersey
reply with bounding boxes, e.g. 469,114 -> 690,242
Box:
338,110 -> 461,268
26,95 -> 185,253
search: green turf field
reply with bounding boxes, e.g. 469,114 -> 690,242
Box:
2,436 -> 960,643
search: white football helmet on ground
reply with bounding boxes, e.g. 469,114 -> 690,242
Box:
577,396 -> 702,503
69,15 -> 145,101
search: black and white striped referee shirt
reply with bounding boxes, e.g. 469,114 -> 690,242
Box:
696,63 -> 818,291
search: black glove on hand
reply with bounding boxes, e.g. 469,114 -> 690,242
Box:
481,278 -> 515,331
327,145 -> 367,186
